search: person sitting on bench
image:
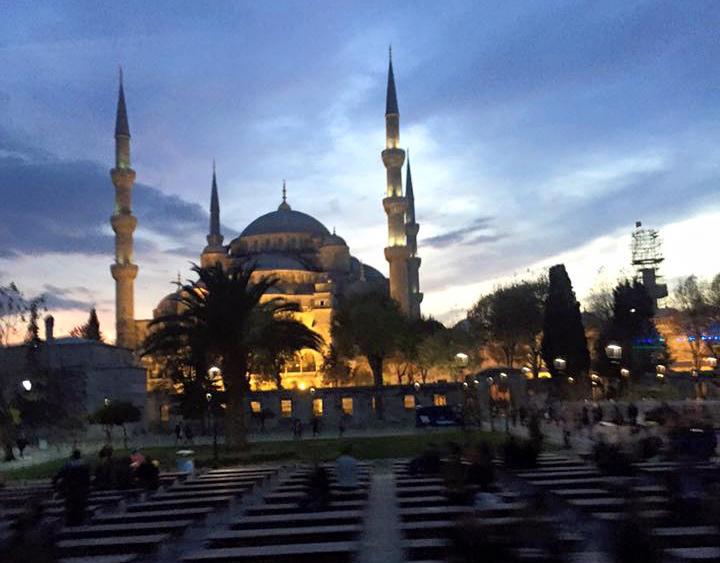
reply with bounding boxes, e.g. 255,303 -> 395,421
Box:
336,445 -> 359,489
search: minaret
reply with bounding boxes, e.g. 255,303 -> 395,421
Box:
110,68 -> 138,349
382,48 -> 411,315
200,161 -> 226,268
405,152 -> 422,318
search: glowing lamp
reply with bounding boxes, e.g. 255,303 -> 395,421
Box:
605,344 -> 622,361
21,379 -> 32,392
553,358 -> 567,372
620,368 -> 630,378
208,366 -> 221,378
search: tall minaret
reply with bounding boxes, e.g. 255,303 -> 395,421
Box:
200,162 -> 226,268
382,48 -> 411,315
110,68 -> 138,349
405,152 -> 422,318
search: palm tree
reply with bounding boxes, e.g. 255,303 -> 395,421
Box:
143,263 -> 323,448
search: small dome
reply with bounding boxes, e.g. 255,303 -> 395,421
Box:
323,232 -> 346,246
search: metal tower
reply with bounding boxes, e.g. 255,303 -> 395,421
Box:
631,221 -> 668,310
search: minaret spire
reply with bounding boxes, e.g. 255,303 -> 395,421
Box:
404,150 -> 422,318
110,68 -> 139,348
201,161 -> 226,267
381,49 -> 412,316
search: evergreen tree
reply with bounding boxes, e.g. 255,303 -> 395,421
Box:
70,308 -> 103,341
541,264 -> 590,381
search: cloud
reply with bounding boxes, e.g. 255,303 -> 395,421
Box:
39,284 -> 95,311
0,133 -> 237,259
422,216 -> 497,249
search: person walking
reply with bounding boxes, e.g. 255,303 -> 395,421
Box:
174,423 -> 182,444
183,422 -> 194,444
311,416 -> 320,437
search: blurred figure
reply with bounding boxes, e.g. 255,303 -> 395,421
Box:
16,434 -> 28,459
336,445 -> 359,488
52,449 -> 90,526
135,456 -> 160,491
627,402 -> 638,426
94,444 -> 116,490
408,442 -> 441,475
183,422 -> 194,444
174,422 -> 182,443
311,416 -> 320,437
301,464 -> 331,511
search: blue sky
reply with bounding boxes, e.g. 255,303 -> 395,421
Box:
1,1 -> 719,338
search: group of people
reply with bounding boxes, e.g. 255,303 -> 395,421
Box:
409,441 -> 496,505
52,445 -> 160,526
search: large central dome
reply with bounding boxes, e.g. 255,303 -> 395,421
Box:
240,201 -> 330,238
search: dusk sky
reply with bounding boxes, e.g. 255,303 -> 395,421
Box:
1,1 -> 719,341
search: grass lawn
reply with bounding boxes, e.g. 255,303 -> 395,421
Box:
1,429 -> 507,481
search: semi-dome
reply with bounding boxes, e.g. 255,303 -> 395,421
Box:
240,201 -> 330,238
249,253 -> 310,271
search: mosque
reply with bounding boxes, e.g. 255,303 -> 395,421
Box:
110,54 -> 423,390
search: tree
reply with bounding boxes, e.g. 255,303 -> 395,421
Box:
673,275 -> 718,371
70,308 -> 103,341
468,278 -> 547,369
90,401 -> 142,448
541,264 -> 590,383
142,263 -> 323,448
0,282 -> 40,346
332,290 -> 406,418
321,345 -> 353,387
596,280 -> 670,392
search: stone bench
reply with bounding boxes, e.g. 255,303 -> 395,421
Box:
182,540 -> 359,562
245,500 -> 365,516
208,524 -> 363,547
263,491 -> 367,504
231,510 -> 363,530
56,533 -> 170,557
664,547 -> 720,560
402,538 -> 450,560
652,526 -> 720,549
399,506 -> 472,522
153,488 -> 249,500
93,507 -> 214,524
59,555 -> 138,563
58,519 -> 193,539
126,496 -> 233,512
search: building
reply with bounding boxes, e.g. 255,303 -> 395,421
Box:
123,53 -> 423,392
0,317 -> 147,437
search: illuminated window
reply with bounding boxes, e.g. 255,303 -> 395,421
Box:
433,394 -> 447,407
342,397 -> 353,415
313,398 -> 323,416
281,399 -> 292,417
403,395 -> 416,409
250,401 -> 261,414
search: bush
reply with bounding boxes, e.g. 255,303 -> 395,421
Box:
503,436 -> 540,469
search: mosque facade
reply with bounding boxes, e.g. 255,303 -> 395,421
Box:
110,54 -> 422,391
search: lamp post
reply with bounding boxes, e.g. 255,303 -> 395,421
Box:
207,366 -> 221,462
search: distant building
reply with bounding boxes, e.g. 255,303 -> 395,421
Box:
0,317 -> 147,435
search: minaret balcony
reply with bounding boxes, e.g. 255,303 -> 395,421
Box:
384,245 -> 410,261
111,213 -> 137,234
383,196 -> 407,215
111,262 -> 139,280
381,148 -> 405,168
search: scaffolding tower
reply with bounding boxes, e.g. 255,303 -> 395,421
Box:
631,221 -> 668,309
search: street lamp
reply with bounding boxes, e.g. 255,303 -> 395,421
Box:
207,367 -> 221,462
605,344 -> 622,362
21,379 -> 32,392
620,368 -> 630,378
553,358 -> 567,372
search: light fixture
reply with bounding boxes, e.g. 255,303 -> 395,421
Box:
567,376 -> 575,384
500,372 -> 508,379
553,358 -> 567,371
310,386 -> 316,395
620,368 -> 630,378
298,382 -> 307,391
208,366 -> 221,378
655,365 -> 666,375
21,379 -> 32,392
206,392 -> 212,401
605,344 -> 622,361
413,381 -> 421,391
